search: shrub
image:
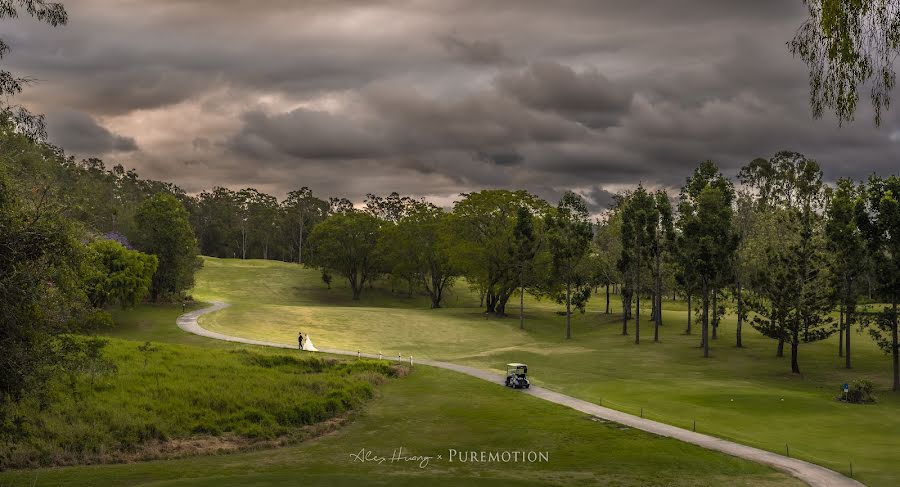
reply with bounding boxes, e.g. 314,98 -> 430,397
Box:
842,379 -> 877,404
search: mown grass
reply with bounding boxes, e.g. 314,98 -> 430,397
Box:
0,366 -> 800,487
193,257 -> 899,486
1,337 -> 402,469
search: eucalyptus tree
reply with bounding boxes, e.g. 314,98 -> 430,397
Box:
649,190 -> 675,341
825,178 -> 868,367
133,193 -> 201,301
676,161 -> 737,357
546,192 -> 593,339
381,202 -> 457,308
283,187 -> 327,264
790,0 -> 900,125
0,0 -> 68,139
448,190 -> 548,317
307,211 -> 382,300
859,175 -> 900,390
731,191 -> 756,347
739,151 -> 827,355
512,205 -> 539,329
593,211 -> 622,315
621,186 -> 656,344
748,156 -> 835,373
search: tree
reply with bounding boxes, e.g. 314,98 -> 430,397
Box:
748,156 -> 835,373
676,161 -> 737,357
859,175 -> 900,390
283,187 -> 327,264
546,192 -> 593,339
448,190 -> 548,317
512,206 -> 538,329
739,151 -> 826,356
0,168 -> 107,443
621,186 -> 656,344
133,193 -> 201,301
307,212 -> 382,300
381,202 -> 457,308
0,0 -> 68,140
85,239 -> 157,308
825,178 -> 868,367
790,0 -> 900,125
649,190 -> 674,342
593,211 -> 622,316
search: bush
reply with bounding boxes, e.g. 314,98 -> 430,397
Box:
842,379 -> 877,404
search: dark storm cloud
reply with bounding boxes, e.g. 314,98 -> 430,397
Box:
495,62 -> 633,128
6,0 -> 899,203
46,110 -> 138,154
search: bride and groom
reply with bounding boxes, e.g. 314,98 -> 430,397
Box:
297,331 -> 319,352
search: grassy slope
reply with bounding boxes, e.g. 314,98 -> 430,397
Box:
195,257 -> 898,486
0,366 -> 797,487
2,337 -> 396,469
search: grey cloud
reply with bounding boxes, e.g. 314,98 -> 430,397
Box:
496,62 -> 633,128
46,110 -> 138,154
438,33 -> 517,66
8,0 -> 900,203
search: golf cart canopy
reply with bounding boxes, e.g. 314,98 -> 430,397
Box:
507,363 -> 527,367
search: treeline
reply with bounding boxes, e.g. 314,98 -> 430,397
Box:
288,152 -> 897,389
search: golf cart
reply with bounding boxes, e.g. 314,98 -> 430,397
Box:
505,363 -> 530,389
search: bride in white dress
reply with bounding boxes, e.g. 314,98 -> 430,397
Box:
302,334 -> 319,352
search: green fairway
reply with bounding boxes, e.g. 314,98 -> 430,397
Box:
194,257 -> 898,486
0,365 -> 798,487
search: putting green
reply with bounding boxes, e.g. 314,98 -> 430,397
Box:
193,257 -> 898,487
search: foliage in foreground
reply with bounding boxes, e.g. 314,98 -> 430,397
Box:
0,339 -> 404,469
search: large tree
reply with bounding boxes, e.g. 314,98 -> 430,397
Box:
621,186 -> 656,344
85,239 -> 157,309
859,175 -> 900,390
676,161 -> 737,357
133,193 -> 201,301
381,202 -> 457,308
448,190 -> 548,317
825,178 -> 868,367
546,192 -> 593,339
308,211 -> 383,300
283,187 -> 327,265
748,156 -> 835,373
790,0 -> 900,125
512,205 -> 539,329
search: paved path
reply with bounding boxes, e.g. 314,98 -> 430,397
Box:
178,302 -> 863,487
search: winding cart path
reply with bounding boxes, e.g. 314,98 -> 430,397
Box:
178,301 -> 863,487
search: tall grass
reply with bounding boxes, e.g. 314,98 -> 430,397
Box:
2,338 -> 403,469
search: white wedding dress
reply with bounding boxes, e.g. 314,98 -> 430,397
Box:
302,335 -> 319,352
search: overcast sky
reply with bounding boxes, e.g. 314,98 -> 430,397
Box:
7,0 -> 900,210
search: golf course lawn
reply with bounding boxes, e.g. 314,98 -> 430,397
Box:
193,257 -> 899,486
0,358 -> 799,487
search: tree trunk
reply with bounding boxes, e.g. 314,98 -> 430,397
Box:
892,298 -> 898,391
701,283 -> 709,357
736,281 -> 743,348
298,219 -> 304,264
605,284 -> 610,314
838,305 -> 844,357
791,332 -> 800,374
635,273 -> 641,345
565,279 -> 572,339
776,332 -> 784,357
711,289 -> 718,340
519,274 -> 525,330
686,293 -> 692,335
845,305 -> 852,369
